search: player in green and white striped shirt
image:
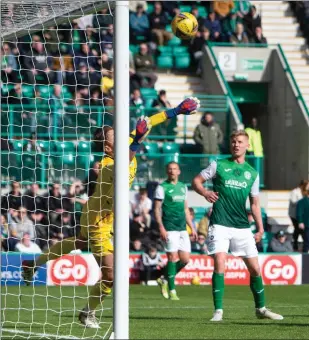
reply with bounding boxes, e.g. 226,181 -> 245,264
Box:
192,130 -> 283,322
154,162 -> 197,300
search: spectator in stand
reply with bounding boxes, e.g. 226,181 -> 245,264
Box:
230,22 -> 249,44
251,26 -> 267,44
44,183 -> 67,224
130,4 -> 150,44
23,133 -> 42,153
7,83 -> 29,107
50,212 -> 75,240
134,43 -> 157,88
1,181 -> 23,218
84,25 -> 99,56
289,180 -> 308,250
191,232 -> 207,254
269,230 -> 293,253
129,1 -> 147,13
83,161 -> 100,197
1,43 -> 18,83
67,181 -> 88,226
191,6 -> 207,31
190,27 -> 211,74
234,0 -> 251,22
130,238 -> 144,252
152,89 -> 172,109
193,112 -> 224,154
245,117 -> 264,157
297,181 -> 309,253
74,43 -> 98,70
100,24 -> 114,59
131,188 -> 152,228
198,208 -> 212,237
23,183 -> 44,216
9,207 -> 35,249
140,244 -> 164,284
148,1 -> 172,46
98,52 -> 113,76
187,207 -> 198,234
204,11 -> 222,42
101,65 -> 114,96
130,88 -> 145,117
23,38 -> 55,85
130,212 -> 146,243
15,232 -> 42,253
1,214 -> 9,251
162,2 -> 179,18
93,8 -> 113,32
243,5 -> 261,38
213,0 -> 235,20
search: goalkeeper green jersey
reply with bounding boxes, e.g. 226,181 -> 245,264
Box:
154,181 -> 187,231
200,158 -> 259,228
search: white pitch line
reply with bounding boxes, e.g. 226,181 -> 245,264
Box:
1,328 -> 106,340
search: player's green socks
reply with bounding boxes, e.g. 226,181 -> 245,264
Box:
212,272 -> 225,310
35,237 -> 76,266
175,261 -> 187,274
166,261 -> 177,291
250,276 -> 265,309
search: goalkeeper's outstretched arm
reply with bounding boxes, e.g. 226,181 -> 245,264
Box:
129,97 -> 200,144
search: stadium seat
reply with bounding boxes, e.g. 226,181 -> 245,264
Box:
147,3 -> 154,13
144,142 -> 160,154
145,98 -> 154,108
173,46 -> 189,55
36,140 -> 54,153
53,140 -> 76,152
158,46 -> 173,55
174,54 -> 191,69
140,88 -> 157,97
168,35 -> 182,46
193,207 -> 207,221
166,24 -> 172,33
197,6 -> 208,17
21,85 -> 34,99
157,55 -> 173,68
162,142 -> 180,154
262,231 -> 274,253
129,44 -> 139,54
77,140 -> 92,153
10,139 -> 26,151
179,5 -> 192,12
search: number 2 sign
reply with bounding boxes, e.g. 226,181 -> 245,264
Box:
218,52 -> 236,71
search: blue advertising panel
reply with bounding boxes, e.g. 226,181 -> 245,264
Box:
1,253 -> 46,285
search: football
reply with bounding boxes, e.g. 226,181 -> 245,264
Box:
171,12 -> 198,40
191,275 -> 201,285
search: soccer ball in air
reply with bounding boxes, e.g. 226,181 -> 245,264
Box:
171,12 -> 198,40
191,275 -> 201,285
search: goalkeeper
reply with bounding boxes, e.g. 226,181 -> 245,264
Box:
22,97 -> 200,329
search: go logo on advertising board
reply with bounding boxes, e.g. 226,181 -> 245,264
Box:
50,255 -> 89,285
262,256 -> 298,285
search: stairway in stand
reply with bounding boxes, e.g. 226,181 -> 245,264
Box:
252,1 -> 309,109
155,73 -> 205,143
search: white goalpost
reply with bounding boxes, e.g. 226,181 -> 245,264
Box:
0,0 -> 129,339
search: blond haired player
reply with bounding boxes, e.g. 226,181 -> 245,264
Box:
192,130 -> 283,322
22,97 -> 200,328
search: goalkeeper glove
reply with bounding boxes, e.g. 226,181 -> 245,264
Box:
165,97 -> 200,119
130,116 -> 152,152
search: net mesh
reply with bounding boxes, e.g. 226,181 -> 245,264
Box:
1,1 -> 115,338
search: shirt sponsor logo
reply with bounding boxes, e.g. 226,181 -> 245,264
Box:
244,171 -> 251,180
172,195 -> 186,202
225,179 -> 247,189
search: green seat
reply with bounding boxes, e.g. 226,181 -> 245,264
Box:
145,98 -> 154,108
129,44 -> 139,54
179,5 -> 192,13
140,88 -> 157,97
38,85 -> 52,99
157,55 -> 173,68
21,85 -> 34,99
175,54 -> 191,69
147,3 -> 154,13
166,24 -> 172,33
262,231 -> 274,253
144,142 -> 159,154
158,46 -> 173,55
36,140 -> 54,153
173,46 -> 189,55
11,139 -> 26,151
162,142 -> 180,154
168,35 -> 182,46
77,140 -> 92,153
53,140 -> 76,152
193,207 -> 207,222
197,6 -> 208,17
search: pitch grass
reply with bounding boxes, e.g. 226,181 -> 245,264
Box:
1,285 -> 309,339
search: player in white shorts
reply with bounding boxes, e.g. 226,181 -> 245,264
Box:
192,130 -> 283,322
154,162 -> 197,300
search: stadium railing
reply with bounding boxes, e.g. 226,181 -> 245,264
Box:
0,150 -> 264,188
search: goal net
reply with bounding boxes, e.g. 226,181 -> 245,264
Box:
1,1 -> 119,339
